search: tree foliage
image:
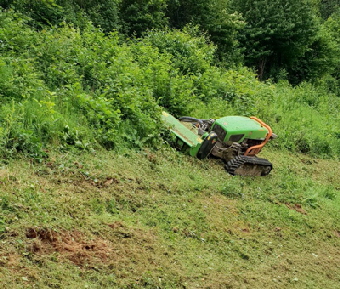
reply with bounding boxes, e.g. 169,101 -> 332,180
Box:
70,0 -> 120,32
0,0 -> 64,27
0,2 -> 340,158
119,0 -> 168,37
2,0 -> 339,85
230,0 -> 318,81
320,9 -> 340,93
319,0 -> 340,19
166,0 -> 244,64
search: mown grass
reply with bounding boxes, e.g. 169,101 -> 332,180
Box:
0,148 -> 339,288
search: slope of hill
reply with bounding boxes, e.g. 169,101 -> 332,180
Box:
0,148 -> 339,288
0,7 -> 339,288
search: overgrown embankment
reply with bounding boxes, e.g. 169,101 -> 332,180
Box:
0,10 -> 339,160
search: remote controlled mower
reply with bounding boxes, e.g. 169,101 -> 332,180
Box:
162,111 -> 277,176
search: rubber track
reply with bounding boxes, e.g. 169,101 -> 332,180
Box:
225,155 -> 273,176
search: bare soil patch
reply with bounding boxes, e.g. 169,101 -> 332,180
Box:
26,227 -> 113,267
25,222 -> 159,272
285,203 -> 307,215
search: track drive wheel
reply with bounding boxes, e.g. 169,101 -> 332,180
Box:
225,155 -> 272,176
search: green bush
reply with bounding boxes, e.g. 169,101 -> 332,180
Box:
143,27 -> 215,75
0,9 -> 339,160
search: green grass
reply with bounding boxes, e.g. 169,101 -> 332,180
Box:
0,8 -> 339,289
0,148 -> 339,288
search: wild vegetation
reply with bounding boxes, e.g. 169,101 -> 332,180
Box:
0,6 -> 339,158
0,1 -> 339,288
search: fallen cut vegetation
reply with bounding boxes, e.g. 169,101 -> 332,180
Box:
0,148 -> 339,288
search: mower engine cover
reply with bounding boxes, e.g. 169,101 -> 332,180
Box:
212,116 -> 268,143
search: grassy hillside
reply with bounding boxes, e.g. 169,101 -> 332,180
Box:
0,9 -> 339,288
0,148 -> 339,288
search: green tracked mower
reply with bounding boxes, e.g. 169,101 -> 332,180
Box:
162,111 -> 277,176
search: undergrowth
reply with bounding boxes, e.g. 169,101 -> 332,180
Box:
0,10 -> 339,161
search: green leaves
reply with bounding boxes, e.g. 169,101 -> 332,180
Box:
0,8 -> 339,159
231,0 -> 318,81
119,0 -> 168,37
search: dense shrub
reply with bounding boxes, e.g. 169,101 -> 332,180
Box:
0,9 -> 339,159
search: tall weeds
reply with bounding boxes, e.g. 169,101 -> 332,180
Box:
0,10 -> 339,159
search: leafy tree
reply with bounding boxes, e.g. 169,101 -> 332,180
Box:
319,0 -> 340,19
0,0 -> 64,27
166,0 -> 207,29
287,26 -> 338,84
70,0 -> 120,32
204,8 -> 244,64
230,0 -> 318,81
320,10 -> 340,93
282,3 -> 340,84
0,0 -> 120,32
119,0 -> 168,37
166,0 -> 244,64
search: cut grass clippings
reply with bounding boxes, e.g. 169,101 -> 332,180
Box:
0,148 -> 339,288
